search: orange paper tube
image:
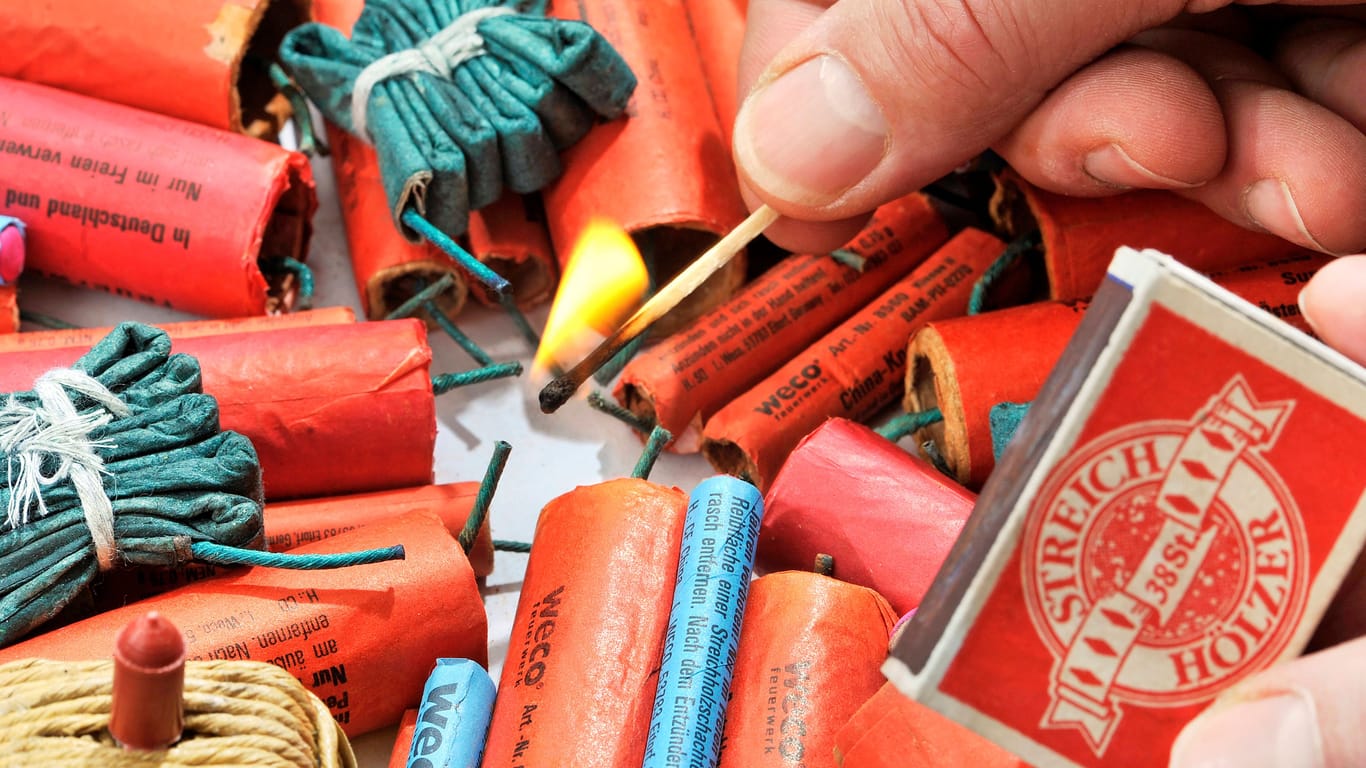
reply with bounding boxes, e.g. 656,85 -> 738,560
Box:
0,0 -> 309,138
760,418 -> 976,616
482,478 -> 688,768
615,195 -> 949,451
907,301 -> 1088,489
907,252 -> 1333,489
389,709 -> 420,768
702,229 -> 1006,489
312,0 -> 472,321
466,192 -> 558,308
0,306 -> 355,353
545,0 -> 749,337
0,512 -> 488,737
96,483 -> 495,609
0,286 -> 15,333
0,78 -> 315,316
0,319 -> 435,499
266,483 -> 493,578
989,168 -> 1309,302
718,572 -> 896,768
1205,251 -> 1331,333
682,0 -> 747,140
833,682 -> 1028,767
330,127 -> 471,321
312,0 -> 472,322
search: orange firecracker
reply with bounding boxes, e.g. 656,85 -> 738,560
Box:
330,128 -> 470,320
760,419 -> 976,616
545,0 -> 749,337
616,195 -> 948,451
833,683 -> 1028,767
907,301 -> 1088,489
0,512 -> 488,737
0,287 -> 14,334
312,0 -> 471,322
0,319 -> 436,500
0,78 -> 315,317
92,483 -> 494,610
989,169 -> 1308,303
718,572 -> 896,768
682,0 -> 747,140
482,479 -> 688,767
266,483 -> 493,578
703,229 -> 1005,489
906,252 -> 1332,489
0,306 -> 355,353
1206,251 -> 1330,334
389,709 -> 420,768
467,193 -> 558,308
0,0 -> 309,138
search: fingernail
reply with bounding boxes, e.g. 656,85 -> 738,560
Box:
1084,144 -> 1199,190
1297,254 -> 1366,362
734,55 -> 888,207
1298,285 -> 1322,338
1245,179 -> 1327,252
1169,691 -> 1323,768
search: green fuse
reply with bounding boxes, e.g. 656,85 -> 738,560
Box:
280,0 -> 637,241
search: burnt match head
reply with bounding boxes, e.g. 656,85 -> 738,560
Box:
539,377 -> 580,414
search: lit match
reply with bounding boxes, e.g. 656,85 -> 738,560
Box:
532,217 -> 649,392
539,205 -> 780,413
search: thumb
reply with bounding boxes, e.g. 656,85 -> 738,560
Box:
1299,255 -> 1366,366
733,0 -> 1195,219
1168,635 -> 1366,767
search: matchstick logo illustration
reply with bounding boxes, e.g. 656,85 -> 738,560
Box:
1021,375 -> 1304,754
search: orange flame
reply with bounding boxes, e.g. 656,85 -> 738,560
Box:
534,219 -> 648,378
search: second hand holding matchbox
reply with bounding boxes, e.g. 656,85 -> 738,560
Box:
885,247 -> 1366,767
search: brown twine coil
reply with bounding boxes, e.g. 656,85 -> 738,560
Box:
0,658 -> 356,767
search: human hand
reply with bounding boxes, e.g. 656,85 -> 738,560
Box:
732,0 -> 1366,256
733,5 -> 1366,764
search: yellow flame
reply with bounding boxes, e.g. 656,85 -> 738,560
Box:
534,218 -> 648,376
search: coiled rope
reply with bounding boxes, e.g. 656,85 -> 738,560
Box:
0,658 -> 355,768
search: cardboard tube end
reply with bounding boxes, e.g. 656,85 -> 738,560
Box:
618,381 -> 659,427
482,253 -> 554,308
702,437 -> 762,489
374,265 -> 469,325
909,336 -> 972,486
234,0 -> 312,140
634,226 -> 746,338
260,158 -> 315,313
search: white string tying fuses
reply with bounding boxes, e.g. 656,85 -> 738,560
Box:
349,5 -> 516,140
0,368 -> 129,571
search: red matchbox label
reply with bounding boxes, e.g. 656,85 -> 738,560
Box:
886,249 -> 1366,768
1023,373 -> 1301,752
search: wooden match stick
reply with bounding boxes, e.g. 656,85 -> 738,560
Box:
539,205 -> 781,413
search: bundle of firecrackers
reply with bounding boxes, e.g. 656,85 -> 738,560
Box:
0,1 -> 1363,767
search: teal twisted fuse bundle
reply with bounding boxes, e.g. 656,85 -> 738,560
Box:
0,323 -> 403,648
280,0 -> 637,240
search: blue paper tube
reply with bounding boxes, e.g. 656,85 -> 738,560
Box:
641,475 -> 765,768
406,658 -> 497,768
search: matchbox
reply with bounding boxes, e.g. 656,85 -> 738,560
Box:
884,247 -> 1366,767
